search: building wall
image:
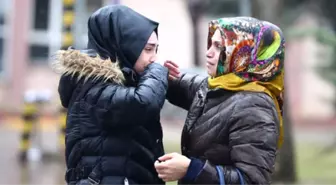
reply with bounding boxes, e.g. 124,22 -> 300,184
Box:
288,13 -> 335,120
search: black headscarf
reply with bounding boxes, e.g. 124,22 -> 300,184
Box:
87,5 -> 159,69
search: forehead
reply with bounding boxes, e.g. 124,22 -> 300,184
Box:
211,29 -> 222,41
147,31 -> 158,43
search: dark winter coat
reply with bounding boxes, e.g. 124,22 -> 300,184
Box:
57,50 -> 168,185
167,73 -> 280,185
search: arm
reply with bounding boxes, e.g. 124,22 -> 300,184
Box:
183,94 -> 279,185
90,63 -> 168,128
166,73 -> 206,110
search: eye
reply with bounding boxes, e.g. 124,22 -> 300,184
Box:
213,42 -> 224,50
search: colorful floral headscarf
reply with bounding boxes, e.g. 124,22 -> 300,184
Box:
207,17 -> 285,148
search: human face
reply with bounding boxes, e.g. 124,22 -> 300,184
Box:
133,31 -> 159,73
206,29 -> 223,77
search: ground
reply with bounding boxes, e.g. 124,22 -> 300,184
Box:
0,119 -> 336,184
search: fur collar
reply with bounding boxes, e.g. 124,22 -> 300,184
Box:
51,49 -> 125,84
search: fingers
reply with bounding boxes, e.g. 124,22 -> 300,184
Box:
155,161 -> 169,181
158,153 -> 174,161
165,66 -> 180,79
164,62 -> 180,73
154,160 -> 165,170
155,165 -> 176,182
165,60 -> 179,68
155,153 -> 179,182
169,71 -> 180,78
164,61 -> 180,74
154,160 -> 160,167
168,74 -> 175,80
164,61 -> 181,79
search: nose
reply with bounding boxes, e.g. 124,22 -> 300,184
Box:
150,55 -> 157,63
206,48 -> 213,58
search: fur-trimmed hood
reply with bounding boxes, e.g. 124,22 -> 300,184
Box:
52,49 -> 125,84
52,49 -> 125,108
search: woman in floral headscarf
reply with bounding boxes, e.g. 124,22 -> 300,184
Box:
154,17 -> 284,185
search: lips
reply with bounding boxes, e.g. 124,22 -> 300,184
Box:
207,61 -> 215,66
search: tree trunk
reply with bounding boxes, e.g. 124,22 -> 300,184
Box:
272,101 -> 297,182
187,0 -> 205,67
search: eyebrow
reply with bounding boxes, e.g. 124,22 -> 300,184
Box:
212,40 -> 221,45
146,43 -> 159,47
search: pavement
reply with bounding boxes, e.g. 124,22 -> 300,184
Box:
0,124 -> 65,184
0,117 -> 335,184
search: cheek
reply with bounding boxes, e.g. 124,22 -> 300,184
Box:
136,54 -> 147,66
141,53 -> 151,65
214,50 -> 221,62
212,63 -> 218,74
206,48 -> 213,57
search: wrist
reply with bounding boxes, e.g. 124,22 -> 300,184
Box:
182,158 -> 205,182
183,158 -> 191,174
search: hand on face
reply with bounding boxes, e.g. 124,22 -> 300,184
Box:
134,32 -> 158,73
163,60 -> 180,80
154,152 -> 191,182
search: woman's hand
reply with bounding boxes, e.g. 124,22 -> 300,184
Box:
154,152 -> 191,182
164,60 -> 180,80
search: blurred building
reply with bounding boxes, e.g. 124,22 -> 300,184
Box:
0,0 -> 122,114
0,0 -> 334,125
0,0 -> 195,114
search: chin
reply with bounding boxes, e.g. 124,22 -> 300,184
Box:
206,67 -> 210,73
207,70 -> 215,77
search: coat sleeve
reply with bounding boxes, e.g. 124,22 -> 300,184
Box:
87,63 -> 168,128
166,73 -> 206,110
192,94 -> 279,185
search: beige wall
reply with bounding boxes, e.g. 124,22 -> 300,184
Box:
291,14 -> 335,119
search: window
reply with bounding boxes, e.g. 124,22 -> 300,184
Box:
29,44 -> 49,61
0,0 -> 9,72
33,0 -> 50,30
29,0 -> 51,63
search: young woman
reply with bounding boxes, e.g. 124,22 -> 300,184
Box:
54,5 -> 168,185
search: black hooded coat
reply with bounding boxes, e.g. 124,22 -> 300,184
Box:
55,5 -> 168,185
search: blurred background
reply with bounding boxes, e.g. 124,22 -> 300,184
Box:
0,0 -> 336,184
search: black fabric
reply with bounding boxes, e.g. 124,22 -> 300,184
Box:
166,73 -> 206,111
87,4 -> 158,69
167,74 -> 279,185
